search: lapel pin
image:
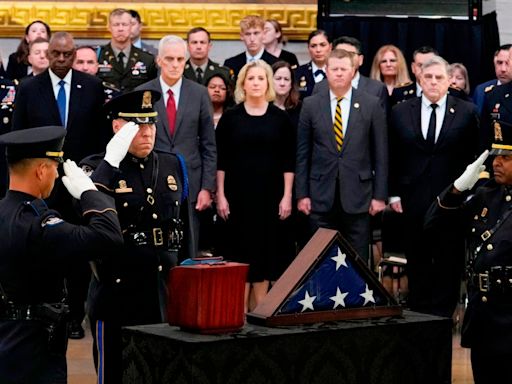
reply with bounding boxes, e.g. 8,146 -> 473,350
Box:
354,102 -> 360,109
77,84 -> 82,89
449,107 -> 455,113
506,94 -> 510,98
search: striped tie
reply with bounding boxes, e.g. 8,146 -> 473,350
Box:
333,97 -> 343,151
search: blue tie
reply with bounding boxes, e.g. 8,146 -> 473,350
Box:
57,80 -> 66,127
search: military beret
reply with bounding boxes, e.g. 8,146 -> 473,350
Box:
104,89 -> 161,124
0,126 -> 66,163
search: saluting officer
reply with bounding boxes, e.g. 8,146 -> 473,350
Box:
96,8 -> 157,93
81,90 -> 191,384
425,120 -> 512,384
0,126 -> 122,384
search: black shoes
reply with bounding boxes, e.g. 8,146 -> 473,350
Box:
68,320 -> 85,339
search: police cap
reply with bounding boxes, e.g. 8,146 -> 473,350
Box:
0,126 -> 66,163
104,89 -> 161,124
490,120 -> 512,156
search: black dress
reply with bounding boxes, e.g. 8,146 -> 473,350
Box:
216,103 -> 295,281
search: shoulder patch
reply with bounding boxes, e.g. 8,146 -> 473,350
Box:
41,216 -> 64,227
396,81 -> 413,88
485,85 -> 495,93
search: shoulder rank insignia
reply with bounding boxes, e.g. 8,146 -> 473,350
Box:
115,180 -> 133,193
397,81 -> 413,88
484,85 -> 495,93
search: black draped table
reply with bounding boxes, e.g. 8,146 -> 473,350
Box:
121,310 -> 452,384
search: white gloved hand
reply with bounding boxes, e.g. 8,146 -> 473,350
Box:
61,159 -> 98,199
453,150 -> 489,192
104,121 -> 139,168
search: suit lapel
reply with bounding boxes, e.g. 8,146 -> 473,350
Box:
67,71 -> 80,129
153,79 -> 172,143
175,80 -> 188,137
410,98 -> 426,149
39,72 -> 61,124
436,96 -> 456,147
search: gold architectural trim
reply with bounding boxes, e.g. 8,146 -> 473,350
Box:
0,2 -> 317,40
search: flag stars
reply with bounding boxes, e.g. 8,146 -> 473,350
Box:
298,291 -> 316,312
330,287 -> 349,309
331,247 -> 348,270
360,284 -> 375,305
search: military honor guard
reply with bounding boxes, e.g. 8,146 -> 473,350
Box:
96,8 -> 157,93
425,120 -> 512,384
0,126 -> 122,384
81,90 -> 192,384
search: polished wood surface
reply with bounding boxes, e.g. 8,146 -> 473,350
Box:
68,312 -> 474,384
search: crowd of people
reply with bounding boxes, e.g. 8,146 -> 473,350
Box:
0,8 -> 511,384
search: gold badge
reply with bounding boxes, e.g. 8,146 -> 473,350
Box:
481,207 -> 488,217
142,91 -> 152,109
167,175 -> 178,191
115,180 -> 133,193
494,121 -> 503,141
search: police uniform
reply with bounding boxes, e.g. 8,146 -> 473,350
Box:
294,62 -> 317,100
96,43 -> 157,93
481,82 -> 512,152
184,59 -> 232,86
102,81 -> 121,104
425,122 -> 512,384
0,77 -> 16,197
0,126 -> 122,384
81,90 -> 190,384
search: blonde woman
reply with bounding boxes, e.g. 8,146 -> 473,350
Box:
370,44 -> 410,95
216,60 -> 295,312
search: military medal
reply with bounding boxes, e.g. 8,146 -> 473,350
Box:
132,69 -> 139,75
494,121 -> 503,141
167,175 -> 178,191
115,180 -> 133,193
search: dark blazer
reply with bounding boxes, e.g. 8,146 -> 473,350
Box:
313,74 -> 389,109
135,77 -> 217,202
6,52 -> 28,81
97,43 -> 157,92
12,69 -> 108,162
184,59 -> 231,86
294,61 -> 317,100
296,87 -> 388,214
389,95 -> 480,216
278,49 -> 299,69
223,50 -> 278,78
473,79 -> 498,115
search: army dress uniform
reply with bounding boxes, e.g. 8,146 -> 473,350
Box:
81,90 -> 191,384
0,127 -> 123,384
96,43 -> 157,93
184,59 -> 232,86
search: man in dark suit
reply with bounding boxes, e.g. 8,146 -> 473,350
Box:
96,8 -> 157,93
473,44 -> 511,115
296,49 -> 388,263
184,27 -> 231,86
389,55 -> 480,316
223,15 -> 278,79
136,35 -> 216,257
313,36 -> 388,108
12,31 -> 109,339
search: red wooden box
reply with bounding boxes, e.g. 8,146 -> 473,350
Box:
167,262 -> 249,334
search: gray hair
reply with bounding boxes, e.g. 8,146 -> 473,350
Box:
421,55 -> 450,75
158,35 -> 187,57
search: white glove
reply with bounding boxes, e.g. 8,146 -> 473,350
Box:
454,150 -> 489,192
104,121 -> 139,168
61,159 -> 98,199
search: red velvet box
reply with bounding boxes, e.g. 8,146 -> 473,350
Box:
167,262 -> 249,333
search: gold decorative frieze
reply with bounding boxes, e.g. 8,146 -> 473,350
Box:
0,2 -> 317,40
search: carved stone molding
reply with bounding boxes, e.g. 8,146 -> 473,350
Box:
0,2 -> 317,40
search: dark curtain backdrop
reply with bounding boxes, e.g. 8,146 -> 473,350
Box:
318,11 -> 500,95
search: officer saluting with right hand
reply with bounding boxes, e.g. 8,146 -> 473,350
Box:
0,126 -> 123,383
425,120 -> 512,384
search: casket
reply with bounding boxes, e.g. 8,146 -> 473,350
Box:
167,262 -> 249,333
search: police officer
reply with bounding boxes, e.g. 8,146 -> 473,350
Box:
0,126 -> 123,383
81,90 -> 191,384
481,81 -> 512,153
425,121 -> 512,384
96,8 -> 157,93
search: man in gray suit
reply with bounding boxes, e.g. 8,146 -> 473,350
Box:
296,49 -> 388,263
136,35 -> 216,257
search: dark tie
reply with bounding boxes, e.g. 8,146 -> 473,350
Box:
117,52 -> 125,68
57,80 -> 66,127
333,97 -> 343,151
196,67 -> 203,84
426,103 -> 438,147
314,69 -> 326,79
166,89 -> 177,136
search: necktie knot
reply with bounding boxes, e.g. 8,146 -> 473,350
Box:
337,97 -> 343,104
59,80 -> 65,87
196,67 -> 203,83
167,89 -> 173,97
314,69 -> 326,79
117,52 -> 125,66
431,103 -> 438,110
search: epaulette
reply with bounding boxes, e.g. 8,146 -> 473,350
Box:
396,81 -> 413,88
485,84 -> 495,93
102,81 -> 120,92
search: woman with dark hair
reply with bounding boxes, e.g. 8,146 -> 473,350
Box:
272,60 -> 301,128
205,72 -> 234,128
263,19 -> 299,69
6,20 -> 51,81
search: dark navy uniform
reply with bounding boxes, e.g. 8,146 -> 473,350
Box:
0,126 -> 123,384
102,81 -> 121,104
184,59 -> 232,86
82,90 -> 191,384
481,82 -> 512,152
0,78 -> 16,197
96,43 -> 157,93
294,62 -> 318,100
390,81 -> 417,106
